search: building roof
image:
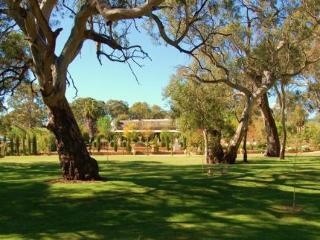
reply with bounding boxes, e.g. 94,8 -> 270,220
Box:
111,118 -> 179,133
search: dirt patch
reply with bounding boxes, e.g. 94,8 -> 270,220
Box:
271,204 -> 303,214
284,205 -> 303,213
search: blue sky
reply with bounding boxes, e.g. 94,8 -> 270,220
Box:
56,19 -> 190,109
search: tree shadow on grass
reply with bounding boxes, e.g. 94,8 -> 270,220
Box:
0,159 -> 319,239
246,155 -> 320,165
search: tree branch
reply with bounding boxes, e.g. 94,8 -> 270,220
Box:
282,56 -> 320,78
90,0 -> 164,21
59,4 -> 95,69
40,0 -> 57,21
150,13 -> 206,55
29,0 -> 54,47
84,30 -> 122,50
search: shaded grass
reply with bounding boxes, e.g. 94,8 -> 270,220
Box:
0,154 -> 319,239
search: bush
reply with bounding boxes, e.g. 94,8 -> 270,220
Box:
114,141 -> 118,152
152,137 -> 159,153
126,139 -> 132,153
0,142 -> 5,158
96,136 -> 101,152
301,145 -> 311,152
32,135 -> 37,155
82,132 -> 90,144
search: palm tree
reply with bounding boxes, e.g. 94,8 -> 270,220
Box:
83,98 -> 106,144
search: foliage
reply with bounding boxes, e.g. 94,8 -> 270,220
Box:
0,125 -> 56,156
150,105 -> 167,119
1,0 -> 320,161
5,83 -> 46,128
151,136 -> 160,153
71,97 -> 107,142
287,105 -> 308,133
129,102 -> 151,119
247,114 -> 267,145
164,74 -> 234,139
71,98 -> 106,126
33,128 -> 56,154
105,100 -> 129,120
302,122 -> 319,145
0,27 -> 30,102
110,133 -> 121,152
182,129 -> 203,153
123,122 -> 138,142
95,135 -> 102,152
96,116 -> 112,138
160,131 -> 173,150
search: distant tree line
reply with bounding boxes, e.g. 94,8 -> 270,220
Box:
0,83 -> 170,157
1,79 -> 319,161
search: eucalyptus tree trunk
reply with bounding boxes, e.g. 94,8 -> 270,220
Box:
260,93 -> 280,157
3,0 -> 176,180
203,129 -> 224,174
277,83 -> 287,160
203,129 -> 209,174
280,105 -> 287,159
3,0 -> 200,180
46,96 -> 100,180
242,128 -> 248,162
224,96 -> 253,164
29,23 -> 100,179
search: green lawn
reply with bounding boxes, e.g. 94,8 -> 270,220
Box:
0,154 -> 319,240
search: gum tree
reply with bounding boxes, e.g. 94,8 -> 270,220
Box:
1,0 -> 211,180
185,0 -> 320,163
165,73 -> 233,172
105,99 -> 129,120
0,13 -> 30,109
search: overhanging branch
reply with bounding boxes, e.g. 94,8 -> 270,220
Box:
91,0 -> 165,21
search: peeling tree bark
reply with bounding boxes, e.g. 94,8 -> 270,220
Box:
275,83 -> 287,160
224,95 -> 253,164
203,129 -> 209,165
242,127 -> 248,163
46,97 -> 100,180
203,128 -> 224,174
279,106 -> 287,158
3,0 -> 101,180
279,83 -> 287,160
260,93 -> 280,157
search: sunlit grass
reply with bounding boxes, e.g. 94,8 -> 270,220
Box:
0,154 -> 319,239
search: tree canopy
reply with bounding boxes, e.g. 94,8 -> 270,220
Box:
1,0 -> 320,178
105,99 -> 129,119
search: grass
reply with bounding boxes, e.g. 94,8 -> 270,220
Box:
0,154 -> 319,240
